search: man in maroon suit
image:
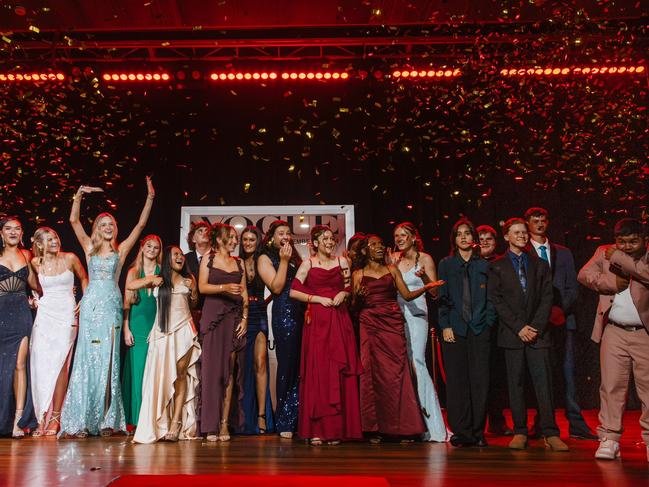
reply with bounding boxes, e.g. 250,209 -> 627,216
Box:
578,218 -> 649,461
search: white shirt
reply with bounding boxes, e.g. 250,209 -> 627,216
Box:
608,284 -> 643,326
531,238 -> 552,267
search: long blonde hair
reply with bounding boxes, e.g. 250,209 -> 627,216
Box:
90,212 -> 118,256
31,226 -> 60,260
126,234 -> 162,305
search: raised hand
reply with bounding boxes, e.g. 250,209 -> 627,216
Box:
77,185 -> 103,195
279,242 -> 293,262
386,248 -> 400,265
145,176 -> 155,199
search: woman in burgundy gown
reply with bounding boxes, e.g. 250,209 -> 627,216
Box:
290,225 -> 362,445
352,235 -> 443,442
198,223 -> 248,442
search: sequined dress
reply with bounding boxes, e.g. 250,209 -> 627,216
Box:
397,264 -> 448,442
266,251 -> 304,434
60,253 -> 126,436
0,264 -> 37,434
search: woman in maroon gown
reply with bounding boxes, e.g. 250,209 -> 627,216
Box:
198,223 -> 248,442
290,225 -> 362,445
352,235 -> 443,442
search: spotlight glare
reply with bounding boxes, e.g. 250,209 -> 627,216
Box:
306,72 -> 314,79
136,73 -> 144,80
261,72 -> 268,79
282,73 -> 289,79
227,73 -> 235,80
269,72 -> 277,79
637,66 -> 645,73
315,72 -> 323,79
392,70 -> 401,77
332,72 -> 340,79
119,74 -> 127,80
341,72 -> 349,79
244,73 -> 252,79
290,73 -> 298,79
298,72 -> 306,79
128,74 -> 136,80
409,70 -> 418,77
323,72 -> 331,79
152,73 -> 161,80
252,72 -> 260,79
161,73 -> 170,80
145,73 -> 152,80
561,68 -> 569,74
444,70 -> 453,77
102,74 -> 111,81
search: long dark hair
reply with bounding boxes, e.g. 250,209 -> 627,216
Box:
157,245 -> 191,333
450,218 -> 479,255
239,225 -> 264,288
355,234 -> 381,270
261,220 -> 302,267
0,215 -> 22,256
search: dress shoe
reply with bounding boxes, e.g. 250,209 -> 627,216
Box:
595,438 -> 620,460
450,434 -> 477,447
569,427 -> 598,440
476,437 -> 489,448
544,436 -> 570,452
508,434 -> 528,450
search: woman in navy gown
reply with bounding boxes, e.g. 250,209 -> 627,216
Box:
239,226 -> 275,434
257,220 -> 304,439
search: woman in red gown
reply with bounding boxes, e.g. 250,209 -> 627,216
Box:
352,235 -> 443,442
290,225 -> 362,445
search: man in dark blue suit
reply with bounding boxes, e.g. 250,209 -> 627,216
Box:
525,207 -> 597,440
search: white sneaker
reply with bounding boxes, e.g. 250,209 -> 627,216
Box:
595,438 -> 620,460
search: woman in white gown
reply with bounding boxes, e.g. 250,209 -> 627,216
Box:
133,245 -> 201,444
30,227 -> 88,436
391,222 -> 448,442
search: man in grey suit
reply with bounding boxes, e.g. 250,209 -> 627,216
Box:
525,207 -> 597,440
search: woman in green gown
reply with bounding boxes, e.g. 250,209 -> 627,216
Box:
122,235 -> 162,427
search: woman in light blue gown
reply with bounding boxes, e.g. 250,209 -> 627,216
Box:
392,222 -> 448,442
59,178 -> 154,437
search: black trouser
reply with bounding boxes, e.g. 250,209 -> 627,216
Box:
441,327 -> 491,442
487,326 -> 509,430
504,346 -> 560,437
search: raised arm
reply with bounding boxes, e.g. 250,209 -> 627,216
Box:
390,264 -> 442,301
577,245 -> 618,295
257,248 -> 291,295
609,248 -> 649,285
70,185 -> 103,252
118,177 -> 155,260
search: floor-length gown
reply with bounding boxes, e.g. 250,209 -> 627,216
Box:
0,264 -> 37,434
241,274 -> 275,434
133,284 -> 201,443
266,251 -> 304,434
199,256 -> 246,434
30,269 -> 77,424
358,272 -> 425,436
292,265 -> 362,441
397,265 -> 448,442
122,266 -> 159,426
60,253 -> 126,436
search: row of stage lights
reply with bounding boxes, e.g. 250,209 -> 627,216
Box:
0,65 -> 645,84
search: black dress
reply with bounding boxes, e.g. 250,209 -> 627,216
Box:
0,264 -> 37,434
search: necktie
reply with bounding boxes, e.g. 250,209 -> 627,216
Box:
539,245 -> 549,263
517,255 -> 527,294
462,262 -> 472,324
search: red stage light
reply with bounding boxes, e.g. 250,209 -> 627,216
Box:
261,72 -> 268,79
410,70 -> 418,77
332,72 -> 340,79
637,66 -> 645,73
282,73 -> 289,79
244,73 -> 252,79
227,73 -> 235,80
323,72 -> 331,79
500,69 -> 508,75
393,70 -> 401,77
235,73 -> 243,80
128,74 -> 136,80
145,73 -> 153,80
306,73 -> 314,79
102,74 -> 111,81
298,73 -> 306,79
269,72 -> 278,79
290,73 -> 298,79
119,74 -> 127,80
418,70 -> 426,77
341,72 -> 349,79
0,75 -> 6,81
136,74 -> 144,80
608,67 -> 617,73
444,70 -> 453,77
252,73 -> 260,79
315,72 -> 323,79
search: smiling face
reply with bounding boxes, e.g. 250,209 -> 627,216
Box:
169,246 -> 186,272
142,238 -> 161,261
241,230 -> 258,256
225,228 -> 238,253
314,230 -> 336,257
454,224 -> 475,252
505,223 -> 529,252
271,225 -> 292,250
97,215 -> 116,241
394,227 -> 415,252
1,219 -> 23,248
41,231 -> 61,255
366,236 -> 385,262
479,231 -> 496,258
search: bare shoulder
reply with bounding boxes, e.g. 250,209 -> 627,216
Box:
21,248 -> 33,261
419,252 -> 435,265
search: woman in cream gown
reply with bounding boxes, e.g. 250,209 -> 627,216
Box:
133,246 -> 201,444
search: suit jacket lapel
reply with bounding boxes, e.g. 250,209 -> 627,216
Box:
503,257 -> 526,305
550,243 -> 558,278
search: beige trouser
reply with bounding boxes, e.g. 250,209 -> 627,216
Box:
598,324 -> 649,444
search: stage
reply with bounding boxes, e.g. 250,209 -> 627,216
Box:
1,411 -> 645,487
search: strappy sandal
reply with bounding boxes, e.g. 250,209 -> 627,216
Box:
100,428 -> 113,437
218,419 -> 230,442
12,410 -> 25,438
44,412 -> 61,437
257,414 -> 267,434
75,430 -> 89,438
164,420 -> 182,442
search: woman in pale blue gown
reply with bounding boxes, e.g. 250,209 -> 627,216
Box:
59,178 -> 154,437
392,222 -> 448,442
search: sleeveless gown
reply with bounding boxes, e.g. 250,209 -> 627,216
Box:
199,257 -> 246,434
60,253 -> 126,436
358,273 -> 425,436
266,251 -> 304,434
122,266 -> 159,426
241,273 -> 275,434
133,284 -> 201,443
0,264 -> 37,434
397,265 -> 448,442
292,265 -> 362,441
30,269 -> 77,424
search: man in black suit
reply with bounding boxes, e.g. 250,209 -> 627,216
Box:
488,217 -> 568,451
525,207 -> 597,440
184,220 -> 211,318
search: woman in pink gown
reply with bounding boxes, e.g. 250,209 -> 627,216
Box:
290,225 -> 362,445
352,235 -> 443,442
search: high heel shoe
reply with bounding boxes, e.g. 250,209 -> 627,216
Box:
12,409 -> 25,438
44,411 -> 61,437
218,419 -> 230,442
257,414 -> 267,434
164,421 -> 182,442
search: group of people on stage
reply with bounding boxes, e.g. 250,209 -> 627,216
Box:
1,183 -> 647,462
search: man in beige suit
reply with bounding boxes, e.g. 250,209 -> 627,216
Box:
578,218 -> 649,461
